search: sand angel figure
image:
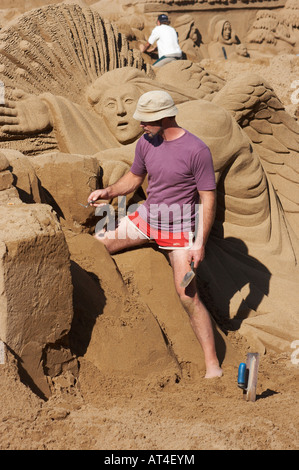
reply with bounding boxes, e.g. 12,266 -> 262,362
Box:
0,4 -> 298,352
197,75 -> 299,350
0,3 -> 148,155
0,67 -> 202,156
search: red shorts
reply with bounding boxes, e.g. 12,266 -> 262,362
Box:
127,211 -> 193,249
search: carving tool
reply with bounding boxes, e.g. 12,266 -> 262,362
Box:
180,261 -> 195,288
78,199 -> 109,208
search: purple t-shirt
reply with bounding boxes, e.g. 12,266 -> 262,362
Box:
130,130 -> 216,232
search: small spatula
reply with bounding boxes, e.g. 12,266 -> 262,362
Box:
180,261 -> 195,288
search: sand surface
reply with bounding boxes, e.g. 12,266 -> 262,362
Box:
0,337 -> 298,450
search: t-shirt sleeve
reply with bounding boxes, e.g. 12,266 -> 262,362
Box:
193,144 -> 216,191
130,138 -> 147,176
148,26 -> 159,45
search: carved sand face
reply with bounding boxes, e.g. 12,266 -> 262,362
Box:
189,24 -> 198,43
236,44 -> 248,57
222,21 -> 232,41
99,84 -> 142,144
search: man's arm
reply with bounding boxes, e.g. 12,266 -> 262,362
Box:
139,42 -> 157,54
88,171 -> 146,206
188,189 -> 216,268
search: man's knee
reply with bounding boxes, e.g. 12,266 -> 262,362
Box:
178,289 -> 196,313
93,222 -> 147,254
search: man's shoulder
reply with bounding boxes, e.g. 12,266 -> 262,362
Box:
149,25 -> 160,37
160,24 -> 176,34
151,25 -> 160,33
183,129 -> 210,150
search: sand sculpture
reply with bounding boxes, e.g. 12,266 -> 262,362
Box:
2,1 -> 291,65
174,14 -> 203,62
207,17 -> 249,59
0,149 -> 77,399
247,0 -> 299,54
110,11 -> 249,63
0,4 -> 146,101
92,4 -> 252,63
0,3 -> 298,395
92,0 -> 286,9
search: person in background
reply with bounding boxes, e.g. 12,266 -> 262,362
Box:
139,14 -> 182,67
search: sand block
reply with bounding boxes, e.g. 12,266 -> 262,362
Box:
65,233 -> 181,381
0,203 -> 74,397
0,152 -> 10,172
113,247 -> 238,377
0,170 -> 13,190
2,149 -> 43,203
31,152 -> 100,231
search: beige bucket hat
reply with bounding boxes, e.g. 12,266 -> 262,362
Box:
133,90 -> 178,122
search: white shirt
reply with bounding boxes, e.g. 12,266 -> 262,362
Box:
148,24 -> 182,58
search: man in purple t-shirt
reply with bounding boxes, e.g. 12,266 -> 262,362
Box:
88,90 -> 222,379
128,121 -> 216,247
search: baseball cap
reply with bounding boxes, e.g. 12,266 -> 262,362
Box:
157,14 -> 169,23
133,90 -> 178,122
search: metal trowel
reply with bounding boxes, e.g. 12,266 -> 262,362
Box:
180,261 -> 195,288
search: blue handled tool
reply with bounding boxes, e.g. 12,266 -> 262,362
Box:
237,363 -> 247,389
237,353 -> 260,402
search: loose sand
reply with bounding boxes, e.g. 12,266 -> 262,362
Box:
0,337 -> 298,450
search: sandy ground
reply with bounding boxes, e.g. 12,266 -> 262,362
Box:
0,331 -> 298,451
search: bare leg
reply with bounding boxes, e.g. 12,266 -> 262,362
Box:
94,216 -> 148,254
168,249 -> 223,379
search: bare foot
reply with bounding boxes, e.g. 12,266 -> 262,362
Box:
205,365 -> 223,379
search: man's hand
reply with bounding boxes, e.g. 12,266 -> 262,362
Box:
187,244 -> 205,269
0,89 -> 51,136
88,172 -> 145,208
87,188 -> 111,207
139,43 -> 148,53
188,189 -> 216,269
139,42 -> 156,54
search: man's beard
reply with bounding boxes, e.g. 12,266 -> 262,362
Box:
145,126 -> 163,139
